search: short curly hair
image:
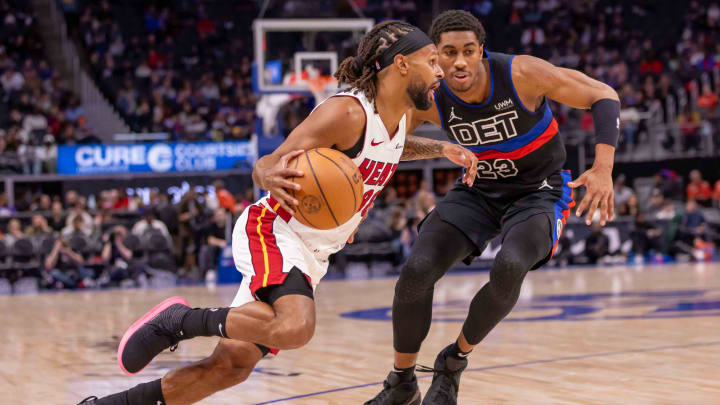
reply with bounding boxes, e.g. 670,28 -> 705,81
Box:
429,10 -> 486,45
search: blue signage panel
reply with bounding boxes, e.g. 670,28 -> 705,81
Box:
57,141 -> 256,175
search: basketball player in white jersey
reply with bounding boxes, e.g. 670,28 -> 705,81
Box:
78,21 -> 477,405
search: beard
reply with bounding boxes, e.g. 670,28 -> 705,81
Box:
407,75 -> 436,110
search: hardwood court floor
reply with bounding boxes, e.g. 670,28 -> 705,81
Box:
2,262 -> 720,404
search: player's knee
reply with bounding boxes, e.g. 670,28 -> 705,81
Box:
395,254 -> 439,302
490,249 -> 529,302
269,315 -> 315,349
205,357 -> 253,389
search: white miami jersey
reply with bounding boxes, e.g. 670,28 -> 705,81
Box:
274,89 -> 406,263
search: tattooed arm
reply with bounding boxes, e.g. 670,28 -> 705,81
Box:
401,135 -> 478,186
402,108 -> 478,185
400,135 -> 446,161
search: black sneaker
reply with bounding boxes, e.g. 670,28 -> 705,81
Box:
117,296 -> 191,375
418,345 -> 468,405
364,371 -> 422,405
77,396 -> 97,404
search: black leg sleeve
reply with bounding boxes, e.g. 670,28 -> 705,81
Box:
95,379 -> 165,405
461,214 -> 552,345
392,212 -> 477,354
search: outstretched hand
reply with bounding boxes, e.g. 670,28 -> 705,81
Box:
569,165 -> 614,226
442,142 -> 478,186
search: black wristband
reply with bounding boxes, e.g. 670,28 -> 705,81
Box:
591,98 -> 620,147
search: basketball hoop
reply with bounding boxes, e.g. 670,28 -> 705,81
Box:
307,76 -> 337,94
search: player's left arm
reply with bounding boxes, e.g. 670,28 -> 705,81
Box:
402,109 -> 478,186
513,55 -> 619,226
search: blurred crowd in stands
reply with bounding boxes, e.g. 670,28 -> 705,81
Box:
1,0 -> 98,176
1,0 -> 719,175
0,168 -> 719,291
2,0 -> 720,292
63,0 -> 258,141
550,169 -> 720,267
263,0 -> 720,157
0,180 -> 254,291
62,0 -> 720,152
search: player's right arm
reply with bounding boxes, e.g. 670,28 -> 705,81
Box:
252,96 -> 366,214
404,103 -> 478,186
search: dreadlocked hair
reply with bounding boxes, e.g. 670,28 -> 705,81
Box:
334,20 -> 417,104
429,10 -> 486,45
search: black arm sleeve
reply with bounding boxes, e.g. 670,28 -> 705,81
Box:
591,98 -> 620,147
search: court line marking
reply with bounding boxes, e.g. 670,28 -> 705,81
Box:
253,340 -> 720,404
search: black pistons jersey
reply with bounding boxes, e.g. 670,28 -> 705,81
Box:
434,50 -> 566,199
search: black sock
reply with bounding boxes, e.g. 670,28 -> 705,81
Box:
181,307 -> 231,338
96,379 -> 165,405
392,364 -> 416,383
446,341 -> 472,360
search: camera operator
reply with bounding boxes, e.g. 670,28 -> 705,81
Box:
101,226 -> 145,287
44,236 -> 93,289
198,208 -> 228,281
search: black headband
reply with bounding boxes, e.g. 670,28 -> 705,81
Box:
374,29 -> 433,71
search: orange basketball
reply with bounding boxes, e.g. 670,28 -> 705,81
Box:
288,148 -> 364,230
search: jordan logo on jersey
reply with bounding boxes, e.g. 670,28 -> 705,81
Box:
448,106 -> 462,123
538,179 -> 553,190
449,110 -> 520,146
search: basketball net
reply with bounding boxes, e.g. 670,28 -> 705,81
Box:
286,67 -> 338,103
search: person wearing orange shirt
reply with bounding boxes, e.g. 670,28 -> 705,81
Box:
686,169 -> 712,206
213,179 -> 236,212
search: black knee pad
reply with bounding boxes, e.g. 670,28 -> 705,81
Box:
489,249 -> 529,301
395,254 -> 438,303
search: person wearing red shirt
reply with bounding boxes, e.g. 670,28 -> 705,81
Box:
697,84 -> 718,113
713,180 -> 720,207
686,169 -> 712,206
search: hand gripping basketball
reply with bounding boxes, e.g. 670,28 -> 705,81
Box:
265,150 -> 305,215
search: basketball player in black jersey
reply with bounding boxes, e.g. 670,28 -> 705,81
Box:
366,10 -> 619,405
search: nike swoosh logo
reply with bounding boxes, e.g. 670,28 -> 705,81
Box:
370,139 -> 383,146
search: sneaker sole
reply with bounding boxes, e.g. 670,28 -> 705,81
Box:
117,296 -> 189,375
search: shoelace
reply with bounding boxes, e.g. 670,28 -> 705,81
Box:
148,323 -> 182,352
78,396 -> 97,404
416,364 -> 454,376
416,364 -> 461,398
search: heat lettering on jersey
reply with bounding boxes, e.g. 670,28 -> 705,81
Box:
356,159 -> 399,216
449,110 -> 519,146
357,159 -> 398,187
369,162 -> 385,184
358,159 -> 375,180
